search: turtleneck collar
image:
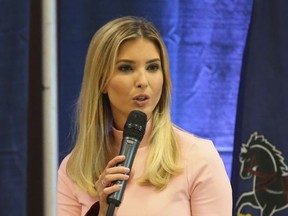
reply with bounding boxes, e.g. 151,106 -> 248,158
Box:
111,118 -> 152,151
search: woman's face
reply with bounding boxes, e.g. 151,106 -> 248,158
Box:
105,38 -> 163,130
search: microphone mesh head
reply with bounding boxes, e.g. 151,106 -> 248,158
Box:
123,110 -> 147,141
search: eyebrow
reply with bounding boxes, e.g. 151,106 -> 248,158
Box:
116,58 -> 161,64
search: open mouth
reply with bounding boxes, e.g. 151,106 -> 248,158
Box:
136,96 -> 147,101
133,94 -> 149,102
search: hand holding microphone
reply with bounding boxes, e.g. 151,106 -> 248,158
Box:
100,110 -> 147,216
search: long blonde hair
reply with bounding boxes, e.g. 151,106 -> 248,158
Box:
67,16 -> 182,196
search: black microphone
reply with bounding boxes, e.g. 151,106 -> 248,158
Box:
106,110 -> 147,215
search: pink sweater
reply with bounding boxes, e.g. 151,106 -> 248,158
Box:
58,125 -> 232,216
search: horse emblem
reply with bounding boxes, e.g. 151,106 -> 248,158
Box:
236,132 -> 288,216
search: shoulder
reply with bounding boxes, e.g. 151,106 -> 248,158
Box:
58,153 -> 71,174
173,125 -> 231,194
173,125 -> 215,154
173,125 -> 225,171
58,153 -> 81,198
58,153 -> 74,187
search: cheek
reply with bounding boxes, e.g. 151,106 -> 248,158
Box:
156,80 -> 163,97
106,77 -> 129,99
107,79 -> 121,92
155,73 -> 164,91
151,74 -> 164,100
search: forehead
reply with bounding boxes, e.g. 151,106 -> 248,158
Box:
117,38 -> 160,58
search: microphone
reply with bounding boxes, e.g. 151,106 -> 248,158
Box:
106,110 -> 147,215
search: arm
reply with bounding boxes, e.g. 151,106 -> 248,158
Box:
57,154 -> 129,216
57,156 -> 81,216
189,141 -> 232,216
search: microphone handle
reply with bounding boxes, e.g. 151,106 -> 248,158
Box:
107,136 -> 140,206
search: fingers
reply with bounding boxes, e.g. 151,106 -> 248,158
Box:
101,170 -> 129,188
101,179 -> 108,187
106,155 -> 126,168
98,184 -> 123,204
101,155 -> 130,186
97,155 -> 130,189
103,184 -> 122,195
96,155 -> 130,204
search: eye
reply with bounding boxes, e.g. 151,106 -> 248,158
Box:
147,63 -> 161,72
117,64 -> 134,72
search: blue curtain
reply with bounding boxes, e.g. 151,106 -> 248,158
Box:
0,0 -> 252,215
58,0 -> 253,177
0,0 -> 30,215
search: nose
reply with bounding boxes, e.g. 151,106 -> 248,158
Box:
135,71 -> 148,89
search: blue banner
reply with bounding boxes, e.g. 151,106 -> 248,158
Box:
231,0 -> 288,215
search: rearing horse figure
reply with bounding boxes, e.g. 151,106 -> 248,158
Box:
236,132 -> 288,216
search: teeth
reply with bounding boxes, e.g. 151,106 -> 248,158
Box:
137,96 -> 146,101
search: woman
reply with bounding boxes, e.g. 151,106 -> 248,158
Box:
57,16 -> 232,216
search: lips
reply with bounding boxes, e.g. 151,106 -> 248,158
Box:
133,94 -> 150,106
133,94 -> 149,101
